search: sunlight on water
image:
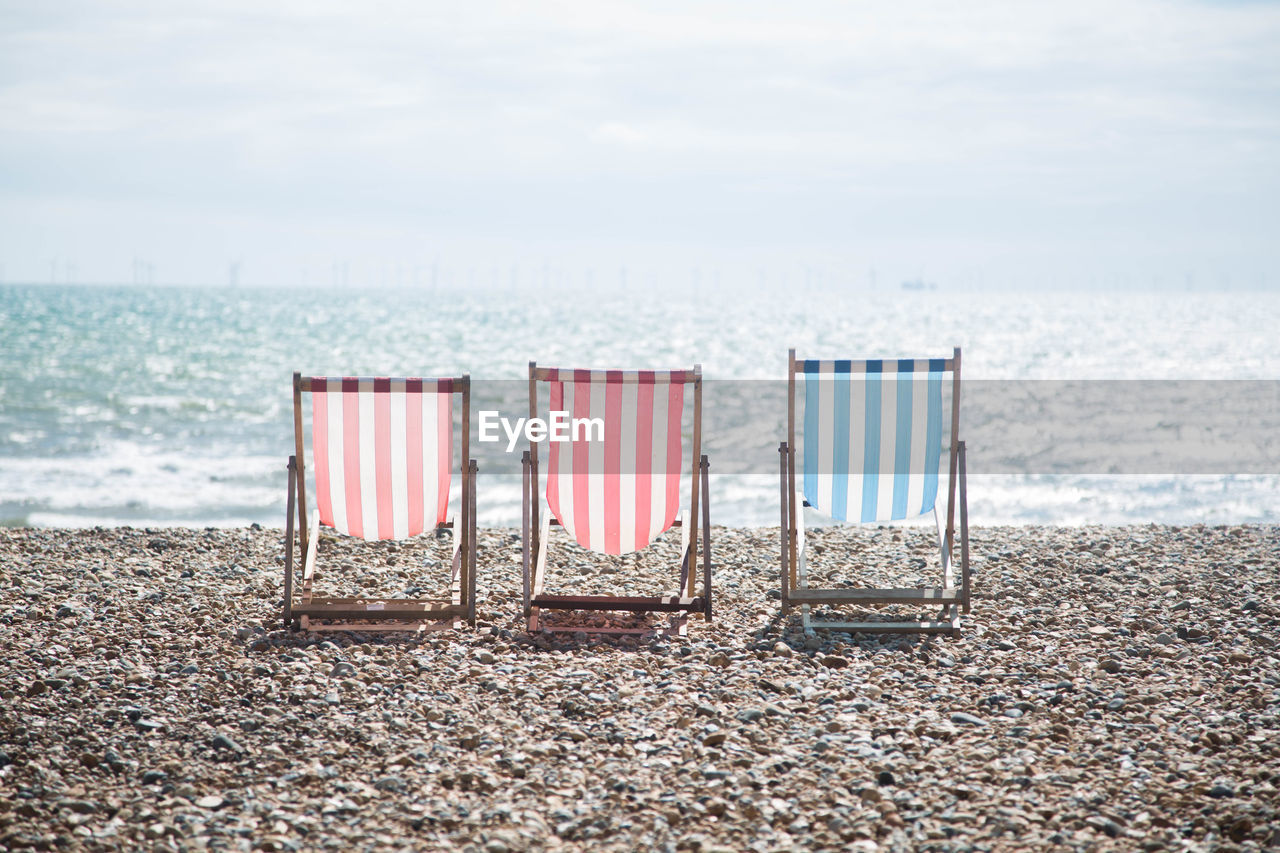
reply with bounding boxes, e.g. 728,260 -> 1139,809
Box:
2,283 -> 1279,527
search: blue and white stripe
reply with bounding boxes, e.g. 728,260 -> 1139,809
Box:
801,358 -> 945,522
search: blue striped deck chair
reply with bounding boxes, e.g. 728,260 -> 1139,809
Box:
779,348 -> 971,635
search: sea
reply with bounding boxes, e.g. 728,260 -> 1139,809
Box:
3,282 -> 1278,529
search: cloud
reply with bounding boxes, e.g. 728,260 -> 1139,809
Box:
1,0 -> 1278,285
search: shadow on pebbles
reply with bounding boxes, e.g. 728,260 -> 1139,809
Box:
1,524 -> 1278,851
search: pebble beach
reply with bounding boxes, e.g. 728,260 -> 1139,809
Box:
2,524 -> 1278,852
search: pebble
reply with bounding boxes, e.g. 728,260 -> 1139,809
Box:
0,524 -> 1275,852
210,734 -> 243,752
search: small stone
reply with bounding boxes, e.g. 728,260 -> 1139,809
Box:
210,734 -> 244,753
1107,698 -> 1126,712
1207,785 -> 1234,799
772,642 -> 793,658
708,652 -> 730,668
374,776 -> 406,792
1172,600 -> 1191,612
329,662 -> 356,677
0,750 -> 10,768
1099,659 -> 1122,674
26,680 -> 47,697
195,795 -> 224,809
475,651 -> 495,665
803,636 -> 822,651
142,770 -> 167,785
877,770 -> 895,786
1003,708 -> 1024,719
703,731 -> 728,746
1154,633 -> 1176,645
821,655 -> 849,669
736,708 -> 765,724
950,712 -> 987,727
78,752 -> 100,768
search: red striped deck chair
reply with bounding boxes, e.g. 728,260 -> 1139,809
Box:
521,364 -> 712,636
283,373 -> 476,633
780,348 -> 971,635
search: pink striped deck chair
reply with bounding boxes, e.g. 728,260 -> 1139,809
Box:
780,348 -> 971,635
521,364 -> 712,636
284,373 -> 476,633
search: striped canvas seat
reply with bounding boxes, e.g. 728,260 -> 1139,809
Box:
799,359 -> 945,523
283,373 -> 476,633
309,377 -> 454,540
781,349 -> 971,635
543,369 -> 688,555
523,364 -> 712,635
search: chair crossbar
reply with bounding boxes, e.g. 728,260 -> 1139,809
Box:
300,376 -> 461,393
787,587 -> 961,605
530,594 -> 705,613
291,602 -> 468,620
531,367 -> 696,384
798,358 -> 953,375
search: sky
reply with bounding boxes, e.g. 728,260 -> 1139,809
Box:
1,0 -> 1278,291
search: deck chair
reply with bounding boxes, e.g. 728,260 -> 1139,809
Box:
283,373 -> 477,633
780,348 -> 970,635
521,365 -> 712,636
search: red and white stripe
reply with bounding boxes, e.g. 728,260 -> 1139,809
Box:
310,378 -> 452,540
544,369 -> 687,555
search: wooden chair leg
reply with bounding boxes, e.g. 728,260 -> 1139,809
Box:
283,456 -> 296,630
959,440 -> 971,614
470,462 -> 478,621
521,451 -> 532,617
700,454 -> 712,622
529,516 -> 550,632
779,442 -> 789,615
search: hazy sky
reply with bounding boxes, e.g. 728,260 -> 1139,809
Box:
1,0 -> 1278,290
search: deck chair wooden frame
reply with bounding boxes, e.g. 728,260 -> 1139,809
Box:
521,364 -> 712,636
284,373 -> 477,633
780,348 -> 970,636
